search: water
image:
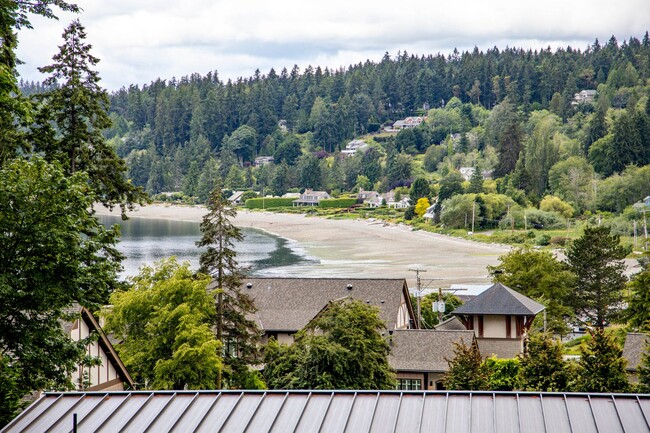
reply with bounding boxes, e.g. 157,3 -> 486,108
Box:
99,215 -> 314,279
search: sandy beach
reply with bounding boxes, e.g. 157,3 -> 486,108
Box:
95,204 -> 511,289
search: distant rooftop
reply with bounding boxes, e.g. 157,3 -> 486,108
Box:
452,282 -> 545,316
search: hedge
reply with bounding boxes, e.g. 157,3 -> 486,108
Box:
245,198 -> 295,209
319,198 -> 358,208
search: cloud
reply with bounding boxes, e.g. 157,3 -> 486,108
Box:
16,0 -> 650,90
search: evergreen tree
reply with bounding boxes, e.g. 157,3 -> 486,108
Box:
574,328 -> 629,392
495,122 -> 524,177
518,334 -> 572,391
625,269 -> 650,331
565,226 -> 628,328
468,166 -> 484,193
196,186 -> 261,388
34,20 -> 146,215
409,177 -> 430,204
443,339 -> 488,390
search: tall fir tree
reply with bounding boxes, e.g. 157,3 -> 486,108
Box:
196,185 -> 261,389
565,226 -> 628,328
34,19 -> 146,216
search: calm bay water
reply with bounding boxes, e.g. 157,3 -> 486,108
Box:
99,215 -> 314,279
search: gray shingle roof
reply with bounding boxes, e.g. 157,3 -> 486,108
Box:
623,332 -> 649,372
236,277 -> 413,331
5,390 -> 649,433
388,330 -> 475,372
451,282 -> 545,316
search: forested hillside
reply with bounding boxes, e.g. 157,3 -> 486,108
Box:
22,33 -> 650,218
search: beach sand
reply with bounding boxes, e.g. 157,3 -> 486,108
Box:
95,204 -> 511,289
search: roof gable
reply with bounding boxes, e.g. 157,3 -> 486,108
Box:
236,277 -> 414,331
451,282 -> 545,316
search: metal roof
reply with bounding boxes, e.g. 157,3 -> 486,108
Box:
3,390 -> 649,433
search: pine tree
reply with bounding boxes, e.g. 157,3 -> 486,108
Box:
34,19 -> 146,216
575,328 -> 629,392
196,185 -> 261,389
444,339 -> 488,390
565,226 -> 628,328
468,166 -> 484,194
518,334 -> 572,391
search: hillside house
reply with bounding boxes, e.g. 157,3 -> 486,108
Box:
357,189 -> 380,205
253,156 -> 274,166
292,189 -> 330,206
572,89 -> 597,105
451,282 -> 545,358
341,139 -> 368,157
392,116 -> 424,130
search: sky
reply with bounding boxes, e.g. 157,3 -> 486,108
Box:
16,0 -> 650,91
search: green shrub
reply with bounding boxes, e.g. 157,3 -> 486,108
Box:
549,236 -> 570,246
245,198 -> 295,209
536,234 -> 551,246
319,198 -> 358,208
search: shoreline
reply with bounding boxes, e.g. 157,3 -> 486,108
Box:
95,204 -> 511,288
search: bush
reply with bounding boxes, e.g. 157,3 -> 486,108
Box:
319,198 -> 358,208
549,236 -> 570,246
245,198 -> 295,209
500,209 -> 564,230
536,234 -> 551,246
240,191 -> 258,203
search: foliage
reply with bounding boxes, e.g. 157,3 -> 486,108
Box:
0,158 -> 122,422
34,20 -> 147,216
484,357 -> 520,391
103,258 -> 220,389
548,156 -> 595,213
574,328 -> 629,392
319,198 -> 358,208
409,177 -> 430,203
467,166 -> 484,193
490,248 -> 574,334
414,197 -> 431,217
413,293 -> 463,329
624,269 -> 650,331
565,226 -> 629,328
539,195 -> 574,219
245,197 -> 295,209
196,186 -> 261,388
518,333 -> 573,391
263,300 -> 395,389
440,194 -> 477,229
444,339 -> 488,390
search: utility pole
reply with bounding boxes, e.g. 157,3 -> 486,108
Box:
471,201 -> 475,233
409,268 -> 427,328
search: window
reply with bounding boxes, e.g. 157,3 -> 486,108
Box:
396,379 -> 422,390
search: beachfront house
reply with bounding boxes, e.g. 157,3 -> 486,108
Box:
451,282 -> 545,358
292,189 -> 330,206
65,305 -> 134,391
238,277 -> 417,345
388,196 -> 410,209
357,189 -> 380,206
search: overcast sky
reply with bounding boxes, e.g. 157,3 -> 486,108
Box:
16,0 -> 650,91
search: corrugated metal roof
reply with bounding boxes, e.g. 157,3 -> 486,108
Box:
3,390 -> 649,433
